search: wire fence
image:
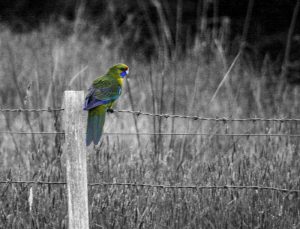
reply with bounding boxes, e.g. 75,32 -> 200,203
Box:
0,131 -> 300,137
1,107 -> 299,137
0,131 -> 65,134
0,106 -> 300,195
0,180 -> 299,193
1,107 -> 300,122
113,109 -> 300,122
0,108 -> 64,112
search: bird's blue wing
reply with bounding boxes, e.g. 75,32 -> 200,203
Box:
83,78 -> 121,110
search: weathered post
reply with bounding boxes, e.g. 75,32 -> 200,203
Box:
63,91 -> 89,229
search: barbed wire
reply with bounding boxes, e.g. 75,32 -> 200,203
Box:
0,180 -> 66,185
0,131 -> 64,134
1,107 -> 300,122
0,180 -> 299,193
113,109 -> 300,122
89,182 -> 300,193
103,132 -> 300,137
0,131 -> 299,137
0,108 -> 64,112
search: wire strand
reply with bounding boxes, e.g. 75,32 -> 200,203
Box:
0,108 -> 64,112
0,180 -> 299,193
1,107 -> 300,122
103,132 -> 300,137
0,131 -> 64,134
0,180 -> 66,185
113,109 -> 300,122
0,131 -> 299,137
89,182 -> 300,193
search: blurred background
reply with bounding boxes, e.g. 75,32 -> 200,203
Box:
0,0 -> 300,64
0,1 -> 300,228
0,0 -> 300,62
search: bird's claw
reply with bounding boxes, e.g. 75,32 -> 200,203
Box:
107,108 -> 114,113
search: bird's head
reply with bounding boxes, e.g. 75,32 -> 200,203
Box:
108,63 -> 129,79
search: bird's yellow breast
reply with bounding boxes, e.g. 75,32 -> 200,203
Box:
117,78 -> 124,86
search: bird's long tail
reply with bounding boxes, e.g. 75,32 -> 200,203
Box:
86,106 -> 106,146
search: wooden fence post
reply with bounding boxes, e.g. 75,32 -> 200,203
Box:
63,91 -> 89,229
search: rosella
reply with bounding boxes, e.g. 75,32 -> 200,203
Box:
83,63 -> 129,146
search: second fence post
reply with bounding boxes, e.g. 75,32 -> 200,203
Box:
63,91 -> 89,229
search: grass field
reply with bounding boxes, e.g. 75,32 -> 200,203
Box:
0,21 -> 299,228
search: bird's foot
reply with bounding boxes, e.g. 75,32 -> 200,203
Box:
107,108 -> 114,113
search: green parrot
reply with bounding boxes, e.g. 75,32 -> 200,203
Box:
83,63 -> 129,146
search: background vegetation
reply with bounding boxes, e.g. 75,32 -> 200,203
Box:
0,0 -> 299,228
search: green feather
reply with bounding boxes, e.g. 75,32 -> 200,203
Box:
86,106 -> 107,146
